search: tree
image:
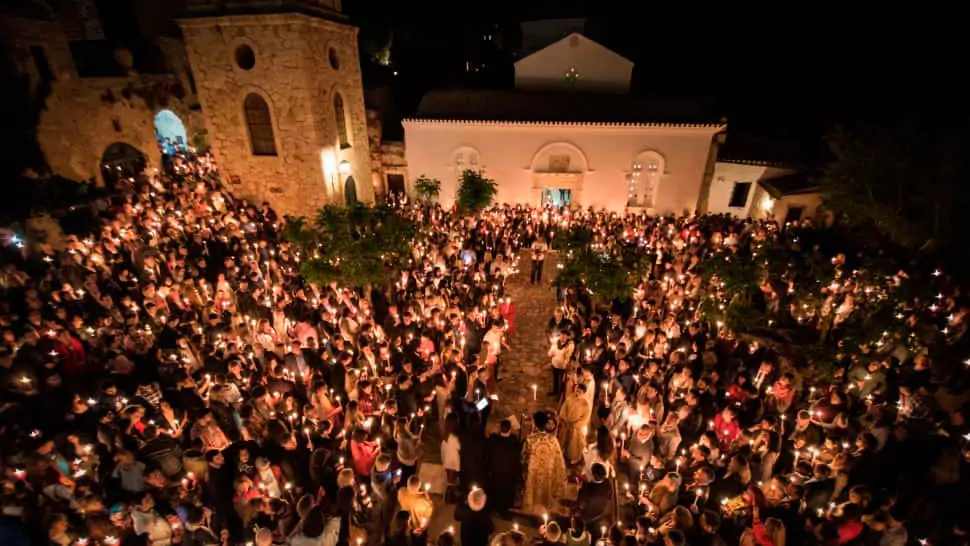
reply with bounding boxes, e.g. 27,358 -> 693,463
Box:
284,203 -> 417,289
455,169 -> 497,214
821,121 -> 970,253
413,175 -> 441,203
556,226 -> 648,305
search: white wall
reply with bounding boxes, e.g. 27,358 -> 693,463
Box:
772,194 -> 824,224
708,163 -> 804,217
514,33 -> 633,93
708,162 -> 766,216
402,121 -> 721,214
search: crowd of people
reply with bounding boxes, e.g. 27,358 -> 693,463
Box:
0,151 -> 968,546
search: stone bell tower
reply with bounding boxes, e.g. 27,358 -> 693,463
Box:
178,0 -> 371,216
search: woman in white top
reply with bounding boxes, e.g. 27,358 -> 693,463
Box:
440,413 -> 462,485
583,426 -> 617,481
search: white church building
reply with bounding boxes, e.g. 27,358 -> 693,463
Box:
402,33 -> 727,214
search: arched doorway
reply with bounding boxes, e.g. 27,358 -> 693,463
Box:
529,142 -> 588,207
153,109 -> 188,155
101,142 -> 146,187
344,176 -> 358,205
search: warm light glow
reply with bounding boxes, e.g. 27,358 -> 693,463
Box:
338,160 -> 351,175
321,149 -> 337,177
761,196 -> 775,213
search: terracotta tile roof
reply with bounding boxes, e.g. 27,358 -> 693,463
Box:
413,89 -> 723,127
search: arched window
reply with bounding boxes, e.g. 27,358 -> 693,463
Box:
628,151 -> 664,208
334,92 -> 350,148
243,93 -> 277,156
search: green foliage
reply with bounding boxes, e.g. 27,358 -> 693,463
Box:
821,122 -> 969,252
557,226 -> 648,304
413,175 -> 441,203
284,204 -> 417,288
455,169 -> 497,214
698,226 -> 944,379
698,244 -> 767,333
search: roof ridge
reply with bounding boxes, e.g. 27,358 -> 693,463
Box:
402,118 -> 726,129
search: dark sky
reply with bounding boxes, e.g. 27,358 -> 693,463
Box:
345,0 -> 969,146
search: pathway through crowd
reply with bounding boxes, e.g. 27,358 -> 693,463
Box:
425,250 -> 565,537
493,251 -> 562,427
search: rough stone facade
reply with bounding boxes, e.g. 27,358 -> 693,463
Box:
0,16 -> 203,185
179,12 -> 372,217
366,109 -> 407,202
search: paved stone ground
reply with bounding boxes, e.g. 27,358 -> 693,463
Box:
493,251 -> 562,428
424,252 -> 570,540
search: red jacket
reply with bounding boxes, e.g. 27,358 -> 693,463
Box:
57,336 -> 87,376
713,414 -> 741,446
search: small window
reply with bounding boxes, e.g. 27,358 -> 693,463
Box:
784,206 -> 805,224
243,93 -> 277,156
328,47 -> 340,70
234,45 -> 256,70
30,45 -> 54,82
728,182 -> 752,208
334,92 -> 350,148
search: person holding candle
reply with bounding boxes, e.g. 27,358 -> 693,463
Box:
548,330 -> 575,397
454,488 -> 494,546
576,463 -> 613,537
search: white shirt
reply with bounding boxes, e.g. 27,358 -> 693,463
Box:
441,434 -> 461,472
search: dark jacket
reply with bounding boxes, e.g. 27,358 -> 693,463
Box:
454,502 -> 495,546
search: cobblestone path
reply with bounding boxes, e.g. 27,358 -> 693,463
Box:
492,251 -> 562,431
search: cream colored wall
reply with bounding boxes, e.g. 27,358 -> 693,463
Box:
707,162 -> 767,216
514,34 -> 633,93
772,193 -> 824,223
180,13 -> 370,217
402,121 -> 721,214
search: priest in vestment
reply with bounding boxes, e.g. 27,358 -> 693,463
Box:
521,411 -> 567,514
558,383 -> 592,464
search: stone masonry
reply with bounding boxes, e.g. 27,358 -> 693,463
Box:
179,11 -> 372,217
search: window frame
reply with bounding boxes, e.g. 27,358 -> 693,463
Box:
334,92 -> 351,149
728,181 -> 752,208
243,93 -> 278,157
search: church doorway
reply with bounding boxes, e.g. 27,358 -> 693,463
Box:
541,188 -> 572,207
532,172 -> 582,208
153,109 -> 188,155
344,176 -> 358,205
387,174 -> 406,198
101,142 -> 146,187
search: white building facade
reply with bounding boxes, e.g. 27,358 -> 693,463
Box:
402,33 -> 726,214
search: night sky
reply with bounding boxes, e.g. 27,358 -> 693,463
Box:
346,0 -> 969,150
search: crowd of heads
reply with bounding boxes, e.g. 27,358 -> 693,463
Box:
0,150 -> 969,546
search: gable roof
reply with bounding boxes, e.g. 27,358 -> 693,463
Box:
514,32 -> 632,68
411,89 -> 723,127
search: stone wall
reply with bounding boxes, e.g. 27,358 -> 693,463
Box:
2,15 -> 202,185
37,76 -> 202,184
365,109 -> 408,201
179,13 -> 371,217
